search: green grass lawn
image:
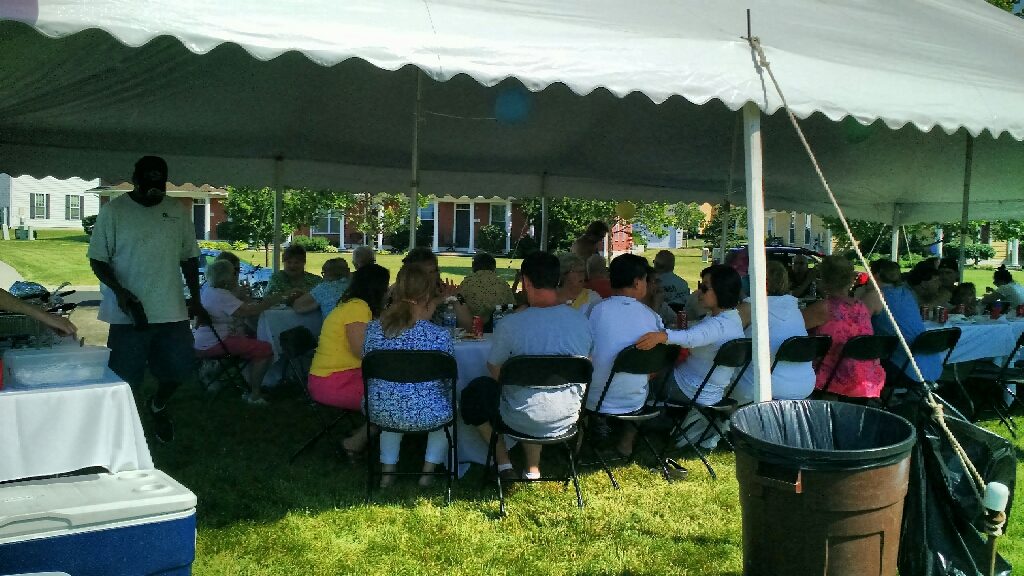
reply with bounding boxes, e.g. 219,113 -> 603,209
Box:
1,230 -> 1005,294
52,298 -> 1024,575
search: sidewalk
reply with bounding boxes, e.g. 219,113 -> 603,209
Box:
0,259 -> 23,290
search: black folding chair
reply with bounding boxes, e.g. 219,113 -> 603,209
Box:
582,343 -> 680,488
286,327 -> 352,463
771,335 -> 832,373
362,350 -> 459,504
883,328 -> 961,406
660,338 -> 752,480
819,334 -> 899,395
960,330 -> 1024,437
484,355 -> 593,516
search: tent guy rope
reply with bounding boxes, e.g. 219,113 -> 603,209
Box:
744,27 -> 988,495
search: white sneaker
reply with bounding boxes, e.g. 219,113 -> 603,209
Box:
244,393 -> 269,406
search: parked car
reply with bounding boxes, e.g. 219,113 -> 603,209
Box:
194,249 -> 273,298
728,245 -> 825,268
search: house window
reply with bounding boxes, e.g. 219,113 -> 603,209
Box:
804,214 -> 812,245
30,193 -> 49,220
490,204 -> 507,229
418,204 -> 435,227
788,213 -> 796,244
766,216 -> 775,239
312,211 -> 343,234
65,195 -> 83,220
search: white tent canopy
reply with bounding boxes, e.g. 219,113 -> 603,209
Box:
2,0 -> 1024,225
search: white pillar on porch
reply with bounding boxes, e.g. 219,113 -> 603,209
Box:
743,102 -> 771,404
377,206 -> 384,250
1011,239 -> 1020,268
339,213 -> 346,250
272,158 -> 283,272
468,200 -> 477,254
203,200 -> 211,241
504,198 -> 513,254
432,199 -> 440,253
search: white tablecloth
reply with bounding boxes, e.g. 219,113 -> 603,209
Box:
0,380 -> 153,483
256,307 -> 323,387
453,336 -> 493,470
256,306 -> 323,360
926,318 -> 1018,364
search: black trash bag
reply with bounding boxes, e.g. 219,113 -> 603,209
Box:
894,401 -> 1016,576
730,400 -> 916,470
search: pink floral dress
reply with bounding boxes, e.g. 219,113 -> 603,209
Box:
812,297 -> 886,398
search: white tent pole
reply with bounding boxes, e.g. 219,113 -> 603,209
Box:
743,102 -> 771,403
958,134 -> 974,282
539,174 -> 549,252
890,205 -> 900,261
719,116 -> 740,264
409,72 -> 422,250
719,202 -> 730,264
272,157 -> 283,272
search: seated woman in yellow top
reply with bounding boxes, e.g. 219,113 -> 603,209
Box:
308,263 -> 390,455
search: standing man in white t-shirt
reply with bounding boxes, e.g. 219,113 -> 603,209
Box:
587,254 -> 665,456
88,156 -> 210,443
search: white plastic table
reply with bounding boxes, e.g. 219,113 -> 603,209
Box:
0,379 -> 153,483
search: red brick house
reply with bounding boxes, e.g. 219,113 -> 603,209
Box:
307,195 -> 529,253
90,182 -> 228,240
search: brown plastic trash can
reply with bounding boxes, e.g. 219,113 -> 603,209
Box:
730,400 -> 916,576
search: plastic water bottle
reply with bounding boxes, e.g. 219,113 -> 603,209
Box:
442,302 -> 458,338
492,304 -> 505,331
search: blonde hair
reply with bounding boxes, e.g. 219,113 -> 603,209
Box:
766,260 -> 790,296
380,265 -> 438,338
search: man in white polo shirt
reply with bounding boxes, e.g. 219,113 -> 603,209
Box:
587,254 -> 665,456
88,156 -> 209,443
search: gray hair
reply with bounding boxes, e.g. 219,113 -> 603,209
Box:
352,245 -> 375,269
586,254 -> 608,278
206,259 -> 237,290
558,252 -> 586,277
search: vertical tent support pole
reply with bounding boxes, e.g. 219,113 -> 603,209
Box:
743,102 -> 771,403
504,198 -> 513,254
890,205 -> 900,262
539,174 -> 549,252
719,116 -> 740,264
272,157 -> 283,272
432,199 -> 440,252
409,72 -> 423,250
958,134 -> 974,283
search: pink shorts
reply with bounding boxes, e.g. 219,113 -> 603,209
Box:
196,336 -> 273,361
308,368 -> 363,411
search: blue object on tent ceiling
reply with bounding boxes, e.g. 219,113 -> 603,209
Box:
495,87 -> 532,124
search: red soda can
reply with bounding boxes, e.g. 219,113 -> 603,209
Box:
676,310 -> 688,330
471,316 -> 483,338
991,302 -> 1003,320
1016,304 -> 1024,317
920,305 -> 930,322
938,307 -> 948,324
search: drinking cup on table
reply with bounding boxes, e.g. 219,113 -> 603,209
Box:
991,302 -> 1003,320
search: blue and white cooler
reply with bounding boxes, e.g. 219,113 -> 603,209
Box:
0,470 -> 196,576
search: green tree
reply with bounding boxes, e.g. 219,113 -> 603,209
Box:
520,198 -> 689,252
985,0 -> 1019,12
704,204 -> 748,249
990,220 -> 1024,242
220,186 -> 301,264
284,189 -> 357,239
348,192 -> 411,250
